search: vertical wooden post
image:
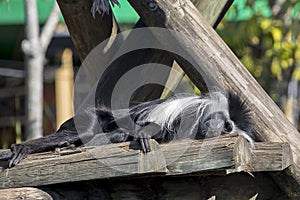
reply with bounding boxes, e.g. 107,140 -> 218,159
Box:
55,49 -> 74,129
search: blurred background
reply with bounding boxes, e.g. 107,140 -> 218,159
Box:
0,0 -> 299,148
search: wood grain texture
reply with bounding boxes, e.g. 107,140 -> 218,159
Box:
126,0 -> 300,196
0,135 -> 291,189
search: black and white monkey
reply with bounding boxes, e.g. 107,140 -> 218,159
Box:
8,91 -> 255,167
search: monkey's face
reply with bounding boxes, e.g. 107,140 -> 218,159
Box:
197,111 -> 234,139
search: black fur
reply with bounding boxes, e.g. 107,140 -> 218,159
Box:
228,92 -> 255,139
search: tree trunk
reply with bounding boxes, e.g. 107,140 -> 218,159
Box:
23,0 -> 43,139
23,1 -> 60,139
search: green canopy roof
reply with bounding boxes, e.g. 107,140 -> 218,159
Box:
0,0 -> 58,25
112,0 -> 139,24
0,0 -> 138,25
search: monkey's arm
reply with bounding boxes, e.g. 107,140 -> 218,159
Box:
9,118 -> 82,167
9,117 -> 135,167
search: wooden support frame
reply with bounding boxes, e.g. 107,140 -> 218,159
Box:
126,0 -> 300,197
9,0 -> 295,197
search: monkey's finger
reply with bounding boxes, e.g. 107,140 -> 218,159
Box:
9,154 -> 22,167
144,138 -> 151,153
9,153 -> 22,167
9,145 -> 29,167
139,138 -> 147,153
8,156 -> 15,168
9,148 -> 19,167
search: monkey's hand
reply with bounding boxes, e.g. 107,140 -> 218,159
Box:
137,135 -> 152,153
135,123 -> 162,153
9,144 -> 30,167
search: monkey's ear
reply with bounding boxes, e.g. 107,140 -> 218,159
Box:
227,92 -> 254,136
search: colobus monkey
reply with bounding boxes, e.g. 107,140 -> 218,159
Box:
8,91 -> 255,167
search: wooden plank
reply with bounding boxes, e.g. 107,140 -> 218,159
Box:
0,135 -> 292,189
126,0 -> 300,196
0,187 -> 53,200
0,139 -> 167,188
250,142 -> 293,172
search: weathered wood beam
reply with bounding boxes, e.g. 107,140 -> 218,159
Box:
126,0 -> 300,196
0,135 -> 292,189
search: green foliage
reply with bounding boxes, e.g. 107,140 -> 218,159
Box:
218,0 -> 300,108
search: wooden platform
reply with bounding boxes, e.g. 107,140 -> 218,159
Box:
0,135 -> 292,189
